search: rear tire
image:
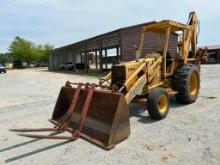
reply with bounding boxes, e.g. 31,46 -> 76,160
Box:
173,64 -> 200,104
147,87 -> 170,120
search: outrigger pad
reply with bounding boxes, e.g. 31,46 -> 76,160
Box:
52,86 -> 130,150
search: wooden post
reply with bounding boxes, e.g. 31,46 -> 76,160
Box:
99,39 -> 103,73
85,41 -> 88,73
95,51 -> 98,69
105,48 -> 107,69
116,47 -> 120,62
72,48 -> 76,71
58,50 -> 60,71
85,52 -> 88,73
65,48 -> 68,71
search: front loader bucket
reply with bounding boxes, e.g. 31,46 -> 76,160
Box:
51,86 -> 130,150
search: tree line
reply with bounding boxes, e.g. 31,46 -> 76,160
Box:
0,36 -> 53,65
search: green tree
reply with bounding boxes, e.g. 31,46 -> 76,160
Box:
8,36 -> 54,64
8,36 -> 35,64
0,53 -> 12,64
41,44 -> 54,63
36,44 -> 53,63
0,53 -> 7,64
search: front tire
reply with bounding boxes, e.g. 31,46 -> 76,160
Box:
147,87 -> 170,120
173,64 -> 200,104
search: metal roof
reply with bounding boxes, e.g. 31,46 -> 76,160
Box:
143,20 -> 189,33
199,45 -> 220,50
54,21 -> 155,50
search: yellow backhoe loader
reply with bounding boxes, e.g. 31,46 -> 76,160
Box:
11,12 -> 207,150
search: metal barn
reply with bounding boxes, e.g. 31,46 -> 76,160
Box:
49,22 -> 178,73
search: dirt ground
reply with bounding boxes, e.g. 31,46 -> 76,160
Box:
0,65 -> 220,165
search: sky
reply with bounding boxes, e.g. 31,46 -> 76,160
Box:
0,0 -> 219,53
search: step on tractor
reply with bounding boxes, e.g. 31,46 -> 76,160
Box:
11,12 -> 207,150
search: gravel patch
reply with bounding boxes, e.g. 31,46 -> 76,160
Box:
0,65 -> 220,165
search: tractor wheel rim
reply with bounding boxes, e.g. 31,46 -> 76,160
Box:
157,94 -> 168,113
189,72 -> 198,96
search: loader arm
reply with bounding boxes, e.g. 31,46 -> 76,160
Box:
100,56 -> 163,104
125,56 -> 163,103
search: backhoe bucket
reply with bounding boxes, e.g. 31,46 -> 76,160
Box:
51,86 -> 130,150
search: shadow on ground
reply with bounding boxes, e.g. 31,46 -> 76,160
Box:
5,141 -> 71,163
1,132 -> 70,163
129,96 -> 186,124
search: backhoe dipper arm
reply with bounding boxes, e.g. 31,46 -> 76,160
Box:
182,11 -> 199,61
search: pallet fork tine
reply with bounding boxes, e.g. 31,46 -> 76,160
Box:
14,83 -> 96,141
10,83 -> 83,134
10,128 -> 58,132
17,133 -> 75,140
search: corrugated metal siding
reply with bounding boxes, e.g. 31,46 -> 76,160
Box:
50,42 -> 86,70
53,51 -> 59,70
59,48 -> 67,65
67,47 -> 74,63
48,54 -> 53,70
120,27 -> 141,61
120,26 -> 178,61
